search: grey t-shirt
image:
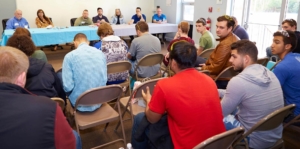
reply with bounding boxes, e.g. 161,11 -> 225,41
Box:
129,33 -> 161,78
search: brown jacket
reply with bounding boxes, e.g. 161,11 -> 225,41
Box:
35,17 -> 53,28
202,32 -> 239,77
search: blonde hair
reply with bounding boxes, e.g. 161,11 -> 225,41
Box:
0,46 -> 29,83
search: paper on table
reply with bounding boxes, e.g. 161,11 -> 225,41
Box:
46,25 -> 53,29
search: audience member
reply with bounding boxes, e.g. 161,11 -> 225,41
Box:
35,9 -> 53,28
74,9 -> 93,26
92,7 -> 109,25
266,19 -> 300,60
127,21 -> 161,78
164,21 -> 206,67
62,33 -> 107,112
202,15 -> 239,89
13,27 -> 48,62
94,23 -> 129,84
220,40 -> 284,148
271,30 -> 300,125
195,18 -> 216,54
6,9 -> 29,29
152,6 -> 167,43
232,16 -> 249,40
111,9 -> 125,25
132,42 -> 225,149
128,7 -> 146,42
0,46 -> 80,149
6,34 -> 66,101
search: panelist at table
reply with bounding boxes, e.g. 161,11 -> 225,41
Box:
6,9 -> 29,29
74,9 -> 93,26
128,7 -> 146,42
93,7 -> 109,24
35,9 -> 53,28
111,9 -> 125,25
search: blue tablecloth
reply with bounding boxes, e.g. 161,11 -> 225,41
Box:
1,26 -> 99,46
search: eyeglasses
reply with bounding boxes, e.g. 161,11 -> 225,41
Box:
224,15 -> 233,21
277,30 -> 290,37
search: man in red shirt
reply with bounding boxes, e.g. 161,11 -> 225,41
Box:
131,41 -> 225,149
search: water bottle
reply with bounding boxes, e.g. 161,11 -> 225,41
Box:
127,143 -> 133,149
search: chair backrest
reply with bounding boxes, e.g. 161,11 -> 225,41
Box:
107,61 -> 131,74
74,85 -> 123,108
257,57 -> 269,67
131,78 -> 163,99
70,18 -> 77,26
214,66 -> 239,81
199,48 -> 214,59
51,97 -> 65,110
2,19 -> 8,31
284,114 -> 300,128
234,104 -> 296,144
193,127 -> 245,149
136,53 -> 164,67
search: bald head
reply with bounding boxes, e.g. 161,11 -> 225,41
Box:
14,9 -> 23,20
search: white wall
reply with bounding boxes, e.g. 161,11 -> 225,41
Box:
0,0 -> 16,35
16,0 -> 155,28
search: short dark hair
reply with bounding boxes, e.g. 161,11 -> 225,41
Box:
282,19 -> 297,29
196,18 -> 206,25
169,41 -> 197,70
273,30 -> 297,52
217,15 -> 235,30
73,33 -> 88,41
97,7 -> 102,11
230,40 -> 258,62
136,7 -> 141,11
135,21 -> 148,33
6,35 -> 36,56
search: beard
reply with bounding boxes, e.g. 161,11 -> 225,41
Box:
234,64 -> 244,73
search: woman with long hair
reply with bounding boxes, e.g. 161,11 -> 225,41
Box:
35,9 -> 53,28
111,9 -> 125,25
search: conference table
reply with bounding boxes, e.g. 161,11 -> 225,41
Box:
1,23 -> 178,46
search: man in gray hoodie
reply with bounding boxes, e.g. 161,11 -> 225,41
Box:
219,40 -> 284,148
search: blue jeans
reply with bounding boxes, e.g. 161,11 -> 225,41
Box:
72,130 -> 82,149
129,59 -> 136,74
131,112 -> 149,149
223,115 -> 250,144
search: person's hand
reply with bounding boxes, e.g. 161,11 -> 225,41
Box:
101,19 -> 106,23
199,63 -> 206,67
140,16 -> 145,22
165,52 -> 169,61
142,86 -> 152,104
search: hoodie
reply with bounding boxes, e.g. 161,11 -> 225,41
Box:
26,58 -> 65,100
220,64 -> 284,149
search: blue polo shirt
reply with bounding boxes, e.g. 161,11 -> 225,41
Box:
6,17 -> 30,29
152,14 -> 167,22
131,14 -> 146,23
273,52 -> 300,115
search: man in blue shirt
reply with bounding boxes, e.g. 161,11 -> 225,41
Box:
272,30 -> 300,125
62,33 -> 107,112
152,6 -> 167,43
6,9 -> 29,29
128,7 -> 146,42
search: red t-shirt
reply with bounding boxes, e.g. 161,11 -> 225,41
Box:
149,69 -> 225,149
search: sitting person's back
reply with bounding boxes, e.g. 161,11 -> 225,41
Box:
95,23 -> 128,84
127,21 -> 161,78
0,46 -> 77,149
6,34 -> 65,100
220,40 -> 284,148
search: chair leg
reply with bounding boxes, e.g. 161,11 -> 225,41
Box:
118,102 -> 127,147
103,123 -> 109,132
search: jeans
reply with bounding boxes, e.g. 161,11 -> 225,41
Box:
129,59 -> 136,75
223,115 -> 250,144
72,130 -> 82,149
131,112 -> 149,149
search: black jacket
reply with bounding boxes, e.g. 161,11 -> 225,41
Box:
293,31 -> 300,54
26,57 -> 66,101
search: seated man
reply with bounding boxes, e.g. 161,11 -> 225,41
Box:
195,18 -> 216,54
0,46 -> 80,149
128,7 -> 146,41
202,15 -> 239,89
152,6 -> 167,42
132,42 -> 225,149
92,7 -> 109,25
6,9 -> 29,29
220,40 -> 284,148
62,33 -> 107,112
127,21 -> 161,78
232,16 -> 249,40
74,9 -> 93,26
271,30 -> 300,125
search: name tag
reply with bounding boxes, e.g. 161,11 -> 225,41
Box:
14,23 -> 19,26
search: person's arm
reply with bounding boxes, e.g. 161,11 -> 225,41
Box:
104,16 -> 109,23
220,77 -> 245,116
198,37 -> 208,55
152,15 -> 157,23
35,17 -> 42,28
140,14 -> 146,22
143,85 -> 165,124
54,104 -> 76,149
128,15 -> 135,24
202,44 -> 230,74
6,19 -> 14,29
74,18 -> 80,26
163,15 -> 167,23
62,55 -> 74,93
127,41 -> 136,60
111,16 -> 116,24
273,63 -> 288,86
197,46 -> 204,56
